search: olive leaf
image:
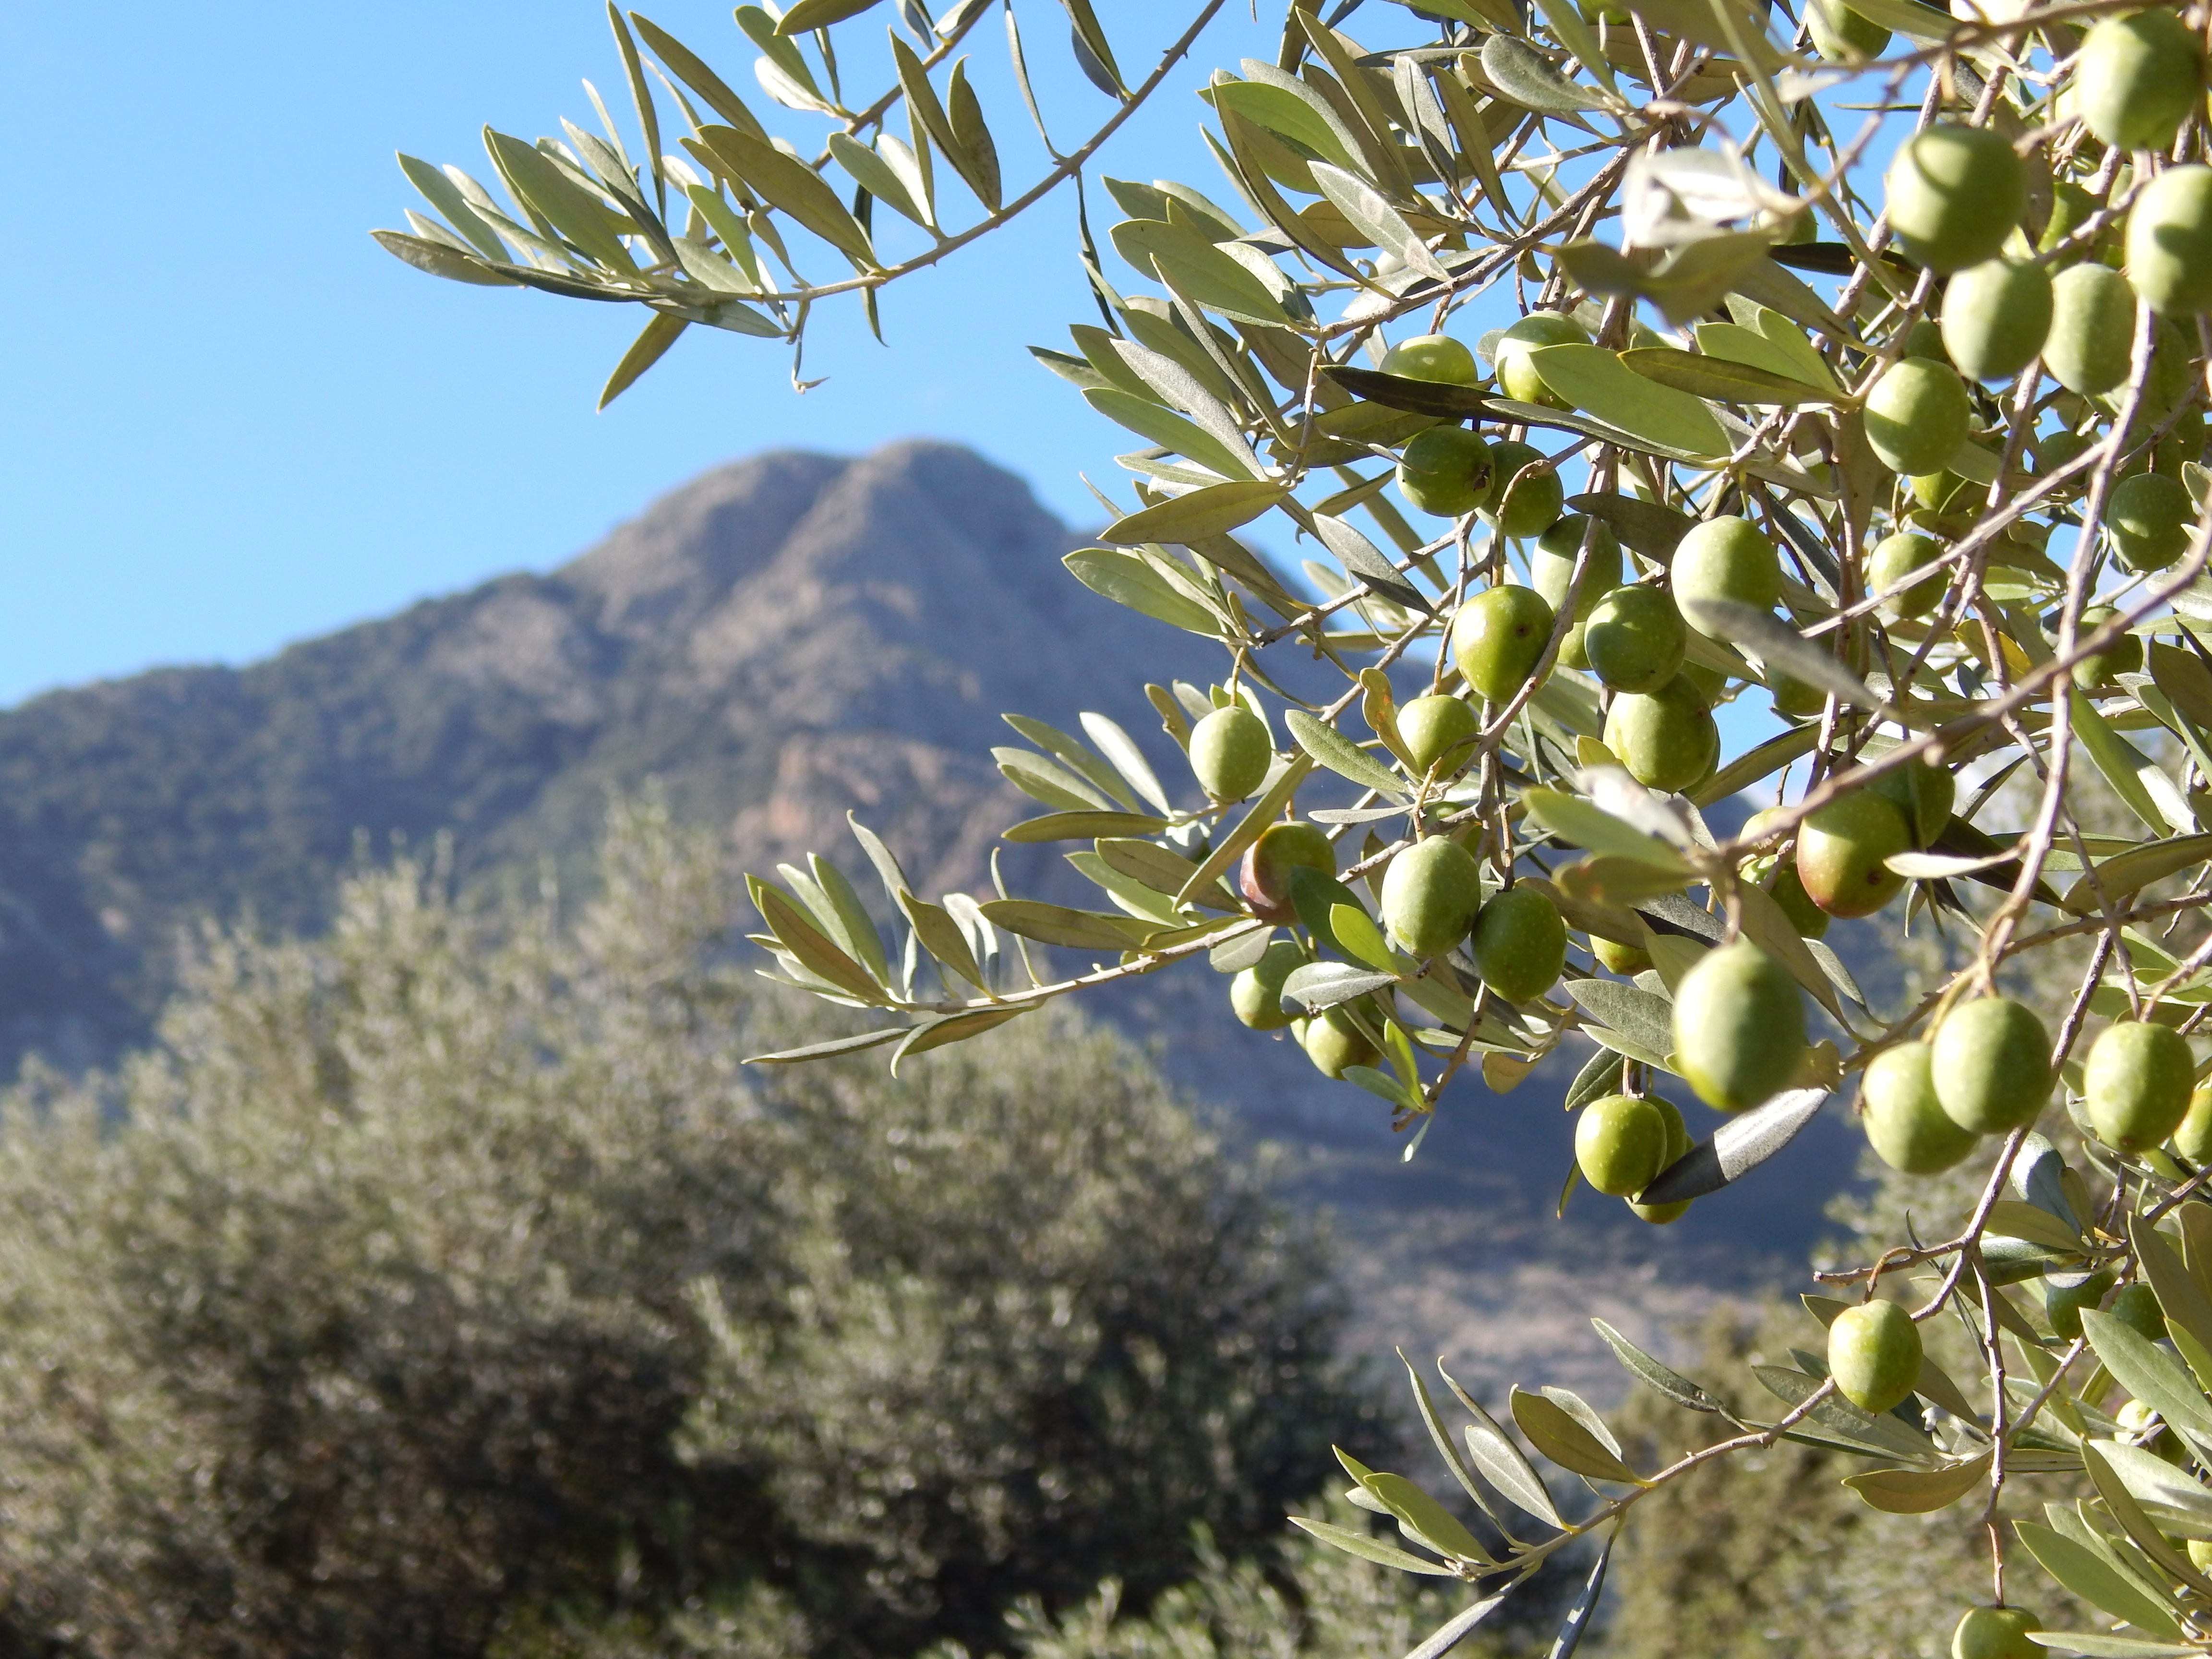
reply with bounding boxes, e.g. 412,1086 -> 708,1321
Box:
1480,34 -> 1607,113
1639,1088 -> 1830,1205
1842,1454 -> 1991,1515
2015,1521 -> 2184,1638
1287,1515 -> 1461,1575
1592,1319 -> 1730,1415
1525,346 -> 1729,459
689,126 -> 877,266
978,900 -> 1159,951
1621,347 -> 1839,407
1511,1388 -> 1643,1484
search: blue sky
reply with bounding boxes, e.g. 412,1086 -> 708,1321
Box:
0,2 -> 1289,707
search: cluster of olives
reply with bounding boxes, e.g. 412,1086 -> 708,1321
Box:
1226,814 -> 1575,1080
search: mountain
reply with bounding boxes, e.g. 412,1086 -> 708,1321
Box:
0,440 -> 1863,1392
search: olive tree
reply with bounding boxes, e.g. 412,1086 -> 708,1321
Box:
381,1 -> 2212,1652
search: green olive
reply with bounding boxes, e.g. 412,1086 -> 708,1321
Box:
2127,164 -> 2212,314
1795,790 -> 1913,917
2076,11 -> 2204,153
2108,471 -> 2196,572
1188,705 -> 1272,802
1672,514 -> 1782,614
1910,471 -> 1978,516
1381,333 -> 1479,385
1532,516 -> 1623,670
1951,1606 -> 2042,1659
2175,1085 -> 2212,1164
1397,426 -> 1495,517
1885,123 -> 2028,274
1469,883 -> 1567,1004
1767,863 -> 1831,939
1770,675 -> 1829,718
1867,757 -> 1955,850
1483,440 -> 1566,538
1868,530 -> 1948,621
1864,358 -> 1973,475
2044,1269 -> 2116,1343
2037,180 -> 2100,261
1230,940 -> 1304,1030
2110,1282 -> 2170,1344
1303,1006 -> 1380,1079
1862,1040 -> 1979,1174
1493,312 -> 1591,405
1805,0 -> 1890,59
1583,584 -> 1688,693
2045,263 -> 2138,396
1239,822 -> 1335,925
1451,584 -> 1556,703
1382,837 -> 1485,958
2086,1019 -> 2198,1153
2035,426 -> 2096,488
2069,605 -> 2144,689
1576,1094 -> 1671,1196
1604,675 -> 1719,795
1940,257 -> 2052,381
1627,1096 -> 1694,1224
1672,939 -> 1808,1112
1931,997 -> 2051,1135
1396,694 -> 1479,774
1827,1299 -> 1923,1415
1592,933 -> 1653,975
1899,316 -> 1950,362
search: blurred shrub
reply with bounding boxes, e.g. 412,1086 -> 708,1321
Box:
0,804 -> 1369,1659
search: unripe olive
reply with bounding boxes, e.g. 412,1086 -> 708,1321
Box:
1469,883 -> 1568,1004
1532,516 -> 1623,669
1231,940 -> 1304,1030
2086,1019 -> 2198,1153
1673,515 -> 1782,614
1673,939 -> 1808,1112
1382,837 -> 1485,957
2044,1269 -> 2115,1342
1900,316 -> 1949,362
1576,1094 -> 1671,1196
2035,426 -> 2095,488
1868,530 -> 1948,621
1951,1606 -> 2041,1659
1828,1298 -> 1923,1415
1795,790 -> 1912,918
1604,675 -> 1719,795
1397,427 -> 1495,517
1770,675 -> 1828,718
1767,864 -> 1831,940
2110,1282 -> 2169,1345
1397,694 -> 1479,775
2108,470 -> 2197,572
1239,822 -> 1335,925
1483,440 -> 1565,538
1864,359 -> 1973,476
1867,757 -> 1955,849
1493,312 -> 1591,406
1452,584 -> 1556,704
1382,333 -> 1479,385
1805,0 -> 1889,59
1627,1096 -> 1694,1224
2037,181 -> 2099,261
2044,263 -> 2136,395
1940,258 -> 2052,381
2127,164 -> 2212,314
1303,1006 -> 1380,1078
1909,470 -> 1978,518
1932,997 -> 2051,1135
2175,1086 -> 2212,1164
1862,1040 -> 1979,1174
2194,1538 -> 2212,1572
2076,11 -> 2204,153
1592,933 -> 1653,974
1885,123 -> 2027,274
1188,705 -> 1272,802
1583,584 -> 1688,693
2070,605 -> 2143,689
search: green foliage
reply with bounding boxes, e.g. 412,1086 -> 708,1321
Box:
382,0 -> 2212,1646
0,803 -> 1368,1659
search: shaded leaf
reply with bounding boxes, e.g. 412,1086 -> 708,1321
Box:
1639,1089 -> 1830,1203
1287,1515 -> 1457,1575
371,230 -> 522,287
690,125 -> 875,265
1511,1388 -> 1642,1483
978,899 -> 1159,951
1003,811 -> 1170,842
2015,1521 -> 2183,1637
1622,346 -> 1838,406
1102,481 -> 1289,545
1592,1319 -> 1727,1414
746,1025 -> 909,1064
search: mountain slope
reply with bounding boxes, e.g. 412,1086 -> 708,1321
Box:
0,439 -> 1862,1391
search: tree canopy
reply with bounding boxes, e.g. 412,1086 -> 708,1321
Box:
379,1 -> 2212,1652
